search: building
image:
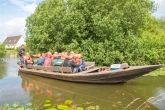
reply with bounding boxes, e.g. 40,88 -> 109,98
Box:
3,35 -> 25,49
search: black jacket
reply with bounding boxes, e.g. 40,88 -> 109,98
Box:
19,48 -> 25,58
62,58 -> 80,71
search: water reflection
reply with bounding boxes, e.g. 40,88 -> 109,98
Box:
0,61 -> 7,79
148,88 -> 165,110
0,58 -> 164,109
18,72 -> 157,110
126,76 -> 165,110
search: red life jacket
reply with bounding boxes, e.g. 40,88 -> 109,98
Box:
44,57 -> 51,66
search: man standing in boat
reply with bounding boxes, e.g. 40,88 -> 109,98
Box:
18,44 -> 25,64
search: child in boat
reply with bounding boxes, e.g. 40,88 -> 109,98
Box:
24,54 -> 33,65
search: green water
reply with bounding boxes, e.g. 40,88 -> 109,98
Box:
0,58 -> 165,110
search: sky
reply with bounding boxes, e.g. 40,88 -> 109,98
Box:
0,0 -> 165,43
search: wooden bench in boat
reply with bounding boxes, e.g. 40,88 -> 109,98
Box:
61,67 -> 72,73
34,65 -> 47,71
26,65 -> 35,69
83,62 -> 95,71
79,67 -> 100,74
46,66 -> 61,72
46,66 -> 99,74
23,61 -> 97,74
45,66 -> 74,73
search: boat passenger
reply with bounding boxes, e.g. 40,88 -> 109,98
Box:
32,53 -> 42,58
62,55 -> 80,73
53,52 -> 60,59
73,54 -> 80,64
60,52 -> 67,61
33,53 -> 42,65
44,52 -> 52,66
51,52 -> 63,66
35,53 -> 46,66
25,55 -> 33,65
78,54 -> 85,72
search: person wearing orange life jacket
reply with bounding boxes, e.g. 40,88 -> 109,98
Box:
73,54 -> 80,64
62,55 -> 80,73
44,52 -> 52,66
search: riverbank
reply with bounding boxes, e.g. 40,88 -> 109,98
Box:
144,66 -> 165,76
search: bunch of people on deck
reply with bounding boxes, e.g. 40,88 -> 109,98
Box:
20,50 -> 85,73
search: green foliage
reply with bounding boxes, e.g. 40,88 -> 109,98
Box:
157,17 -> 165,30
13,102 -> 19,108
27,103 -> 32,106
46,100 -> 51,103
25,0 -> 164,65
6,48 -> 15,50
144,66 -> 165,76
44,104 -> 51,107
77,107 -> 84,110
0,43 -> 6,58
64,100 -> 72,106
57,104 -> 73,110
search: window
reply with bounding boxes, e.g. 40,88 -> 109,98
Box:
9,40 -> 11,42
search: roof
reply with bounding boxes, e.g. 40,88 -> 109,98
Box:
3,35 -> 22,45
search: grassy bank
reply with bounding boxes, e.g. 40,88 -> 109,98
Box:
144,66 -> 165,76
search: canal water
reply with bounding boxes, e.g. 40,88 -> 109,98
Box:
0,58 -> 165,110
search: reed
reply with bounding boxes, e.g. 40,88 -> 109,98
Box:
136,92 -> 165,110
123,98 -> 140,110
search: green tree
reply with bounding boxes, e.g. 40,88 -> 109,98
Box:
26,0 -> 162,65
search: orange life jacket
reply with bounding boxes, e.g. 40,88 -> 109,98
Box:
44,57 -> 51,66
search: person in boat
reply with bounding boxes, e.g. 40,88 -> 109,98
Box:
51,52 -> 63,66
52,52 -> 60,59
32,53 -> 42,58
70,51 -> 74,56
35,53 -> 46,66
24,54 -> 33,65
18,44 -> 25,64
78,54 -> 85,72
60,52 -> 67,61
73,54 -> 80,64
32,53 -> 43,65
44,52 -> 52,66
62,55 -> 80,73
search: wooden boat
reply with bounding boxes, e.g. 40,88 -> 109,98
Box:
18,63 -> 164,84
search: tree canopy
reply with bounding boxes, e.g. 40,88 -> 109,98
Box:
25,0 -> 165,65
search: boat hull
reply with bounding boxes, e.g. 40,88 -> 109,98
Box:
18,65 -> 164,84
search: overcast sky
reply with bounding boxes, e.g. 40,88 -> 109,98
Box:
0,0 -> 165,43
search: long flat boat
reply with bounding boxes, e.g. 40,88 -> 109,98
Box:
18,64 -> 164,84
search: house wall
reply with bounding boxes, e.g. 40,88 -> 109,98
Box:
15,37 -> 25,48
5,45 -> 15,48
